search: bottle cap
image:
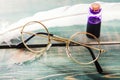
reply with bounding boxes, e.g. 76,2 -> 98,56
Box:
91,3 -> 100,12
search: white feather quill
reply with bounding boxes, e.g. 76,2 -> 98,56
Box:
0,2 -> 120,44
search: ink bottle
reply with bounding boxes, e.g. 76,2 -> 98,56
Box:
86,3 -> 102,38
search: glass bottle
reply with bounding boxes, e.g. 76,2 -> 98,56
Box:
86,3 -> 102,38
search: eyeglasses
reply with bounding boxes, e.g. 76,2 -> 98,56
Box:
20,21 -> 105,73
0,20 -> 106,73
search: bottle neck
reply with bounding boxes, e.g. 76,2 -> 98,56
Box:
90,8 -> 101,14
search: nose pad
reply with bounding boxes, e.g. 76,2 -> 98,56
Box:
46,43 -> 52,51
65,44 -> 71,58
100,49 -> 106,53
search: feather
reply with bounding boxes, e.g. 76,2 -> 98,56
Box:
0,2 -> 120,44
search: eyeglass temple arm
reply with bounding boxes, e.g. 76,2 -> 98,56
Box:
86,47 -> 103,74
17,32 -> 53,48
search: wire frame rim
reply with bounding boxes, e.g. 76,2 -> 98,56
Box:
21,21 -> 51,53
66,32 -> 102,65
